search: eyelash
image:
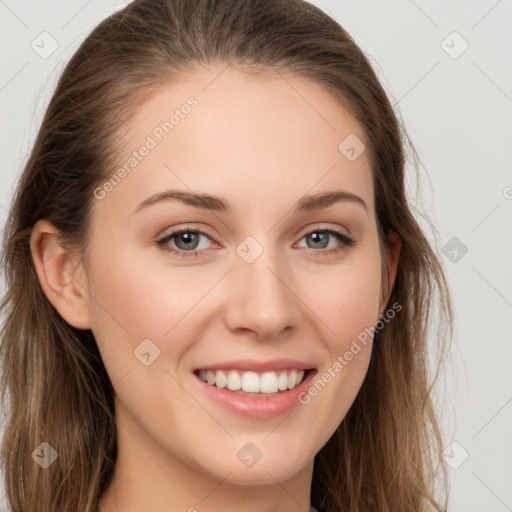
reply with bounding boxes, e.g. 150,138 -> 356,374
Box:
156,225 -> 356,260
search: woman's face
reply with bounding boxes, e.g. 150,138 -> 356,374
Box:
79,66 -> 397,488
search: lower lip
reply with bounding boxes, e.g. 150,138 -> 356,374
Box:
193,370 -> 317,419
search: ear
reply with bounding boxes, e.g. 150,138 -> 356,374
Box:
379,230 -> 401,316
30,219 -> 92,330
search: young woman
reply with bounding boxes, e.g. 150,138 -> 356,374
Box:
0,1 -> 453,511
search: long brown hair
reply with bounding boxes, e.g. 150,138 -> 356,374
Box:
0,1 -> 453,510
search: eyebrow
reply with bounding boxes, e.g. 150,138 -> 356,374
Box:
132,189 -> 368,215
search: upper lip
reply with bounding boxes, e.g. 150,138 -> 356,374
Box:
195,358 -> 315,373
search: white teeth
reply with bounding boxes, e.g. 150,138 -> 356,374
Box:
241,371 -> 260,392
287,369 -> 298,389
277,371 -> 289,391
227,370 -> 241,391
260,372 -> 278,393
197,368 -> 308,393
215,370 -> 227,389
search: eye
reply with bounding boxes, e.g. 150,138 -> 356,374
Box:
156,225 -> 356,260
156,228 -> 216,259
296,226 -> 356,256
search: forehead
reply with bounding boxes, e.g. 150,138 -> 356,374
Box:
95,65 -> 374,222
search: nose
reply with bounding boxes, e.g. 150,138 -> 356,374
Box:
223,247 -> 302,340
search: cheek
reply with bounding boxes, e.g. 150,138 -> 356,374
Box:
298,252 -> 382,348
84,245 -> 179,372
86,240 -> 197,333
84,242 -> 223,386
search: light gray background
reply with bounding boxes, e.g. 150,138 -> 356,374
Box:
1,1 -> 511,511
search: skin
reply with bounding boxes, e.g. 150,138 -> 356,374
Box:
30,65 -> 400,512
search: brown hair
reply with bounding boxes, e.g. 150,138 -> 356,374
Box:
0,0 -> 453,510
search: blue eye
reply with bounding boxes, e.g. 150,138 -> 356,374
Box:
156,229 -> 212,258
297,229 -> 355,252
156,226 -> 356,259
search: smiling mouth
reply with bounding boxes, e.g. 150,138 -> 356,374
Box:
193,368 -> 315,396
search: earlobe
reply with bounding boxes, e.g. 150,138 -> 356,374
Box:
30,219 -> 92,330
379,231 -> 401,316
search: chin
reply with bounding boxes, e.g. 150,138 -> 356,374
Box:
225,464 -> 306,486
201,449 -> 312,487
